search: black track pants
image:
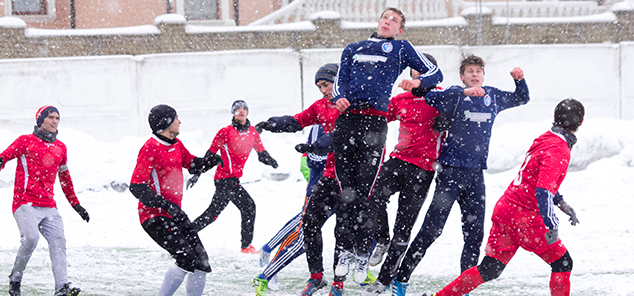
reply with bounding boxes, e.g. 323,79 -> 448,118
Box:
333,112 -> 388,255
143,216 -> 211,273
372,158 -> 435,285
193,177 -> 256,249
302,177 -> 339,274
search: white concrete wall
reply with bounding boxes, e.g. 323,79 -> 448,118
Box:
0,44 -> 630,142
621,42 -> 634,120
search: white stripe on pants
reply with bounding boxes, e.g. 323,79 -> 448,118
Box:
10,205 -> 68,290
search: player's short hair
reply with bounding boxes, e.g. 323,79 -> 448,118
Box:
460,54 -> 485,75
381,7 -> 406,29
554,98 -> 585,132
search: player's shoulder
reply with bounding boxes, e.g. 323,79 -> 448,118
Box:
53,138 -> 67,149
216,125 -> 232,134
247,125 -> 260,136
395,39 -> 414,47
345,40 -> 365,49
16,134 -> 38,143
532,131 -> 571,154
142,136 -> 162,149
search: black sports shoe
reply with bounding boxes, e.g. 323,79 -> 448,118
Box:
9,281 -> 20,296
54,283 -> 81,296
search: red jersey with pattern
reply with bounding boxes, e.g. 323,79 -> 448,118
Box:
293,97 -> 340,179
500,130 -> 571,213
387,91 -> 444,172
0,134 -> 80,213
209,125 -> 265,180
130,135 -> 195,224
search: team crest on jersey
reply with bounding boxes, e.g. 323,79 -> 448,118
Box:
483,94 -> 491,106
382,42 -> 393,53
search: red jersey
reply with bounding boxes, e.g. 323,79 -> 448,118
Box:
130,135 -> 195,224
387,91 -> 443,172
0,134 -> 80,213
209,125 -> 265,180
500,130 -> 571,214
293,98 -> 340,179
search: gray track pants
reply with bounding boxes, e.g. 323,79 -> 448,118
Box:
9,205 -> 68,290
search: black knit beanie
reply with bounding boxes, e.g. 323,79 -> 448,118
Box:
314,63 -> 339,84
148,104 -> 177,134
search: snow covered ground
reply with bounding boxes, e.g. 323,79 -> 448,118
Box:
0,117 -> 632,296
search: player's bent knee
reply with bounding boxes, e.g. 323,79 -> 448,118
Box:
477,256 -> 506,282
550,251 -> 573,273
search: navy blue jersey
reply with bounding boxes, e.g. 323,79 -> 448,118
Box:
425,79 -> 529,169
334,35 -> 443,112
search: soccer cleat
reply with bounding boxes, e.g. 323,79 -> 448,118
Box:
369,243 -> 389,266
361,280 -> 388,295
391,280 -> 408,296
54,283 -> 81,296
252,277 -> 269,296
353,253 -> 370,284
259,246 -> 271,267
241,245 -> 260,254
300,278 -> 328,296
328,285 -> 344,296
335,249 -> 354,277
360,270 -> 377,287
9,281 -> 20,296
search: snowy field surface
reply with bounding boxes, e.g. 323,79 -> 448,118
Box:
0,117 -> 632,296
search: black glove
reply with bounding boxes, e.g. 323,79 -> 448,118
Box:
207,152 -> 224,168
295,143 -> 315,154
545,228 -> 559,245
158,198 -> 184,218
557,201 -> 579,226
189,151 -> 223,175
186,174 -> 200,190
255,121 -> 272,134
257,150 -> 278,168
411,85 -> 436,98
432,114 -> 450,133
73,204 -> 90,222
0,156 -> 4,168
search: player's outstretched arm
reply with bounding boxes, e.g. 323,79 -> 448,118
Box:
255,116 -> 302,133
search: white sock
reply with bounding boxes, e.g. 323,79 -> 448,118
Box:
185,269 -> 207,296
157,264 -> 187,296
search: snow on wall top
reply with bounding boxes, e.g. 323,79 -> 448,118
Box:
309,11 -> 342,21
0,17 -> 26,29
154,14 -> 186,25
492,11 -> 617,25
25,25 -> 161,37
